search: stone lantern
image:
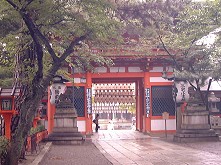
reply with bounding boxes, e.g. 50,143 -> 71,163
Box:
208,92 -> 220,113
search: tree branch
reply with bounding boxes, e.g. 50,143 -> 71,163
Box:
60,33 -> 90,61
5,0 -> 19,11
19,10 -> 59,62
158,35 -> 181,70
183,37 -> 197,57
21,0 -> 35,10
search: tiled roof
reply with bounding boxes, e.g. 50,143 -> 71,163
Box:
0,87 -> 21,96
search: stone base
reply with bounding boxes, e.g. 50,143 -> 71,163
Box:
47,132 -> 85,145
174,129 -> 219,142
174,105 -> 219,142
46,107 -> 85,145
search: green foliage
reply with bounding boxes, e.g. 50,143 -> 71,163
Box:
116,0 -> 191,46
162,1 -> 220,50
0,66 -> 13,87
28,124 -> 45,136
162,1 -> 221,82
0,136 -> 9,157
0,0 -> 122,83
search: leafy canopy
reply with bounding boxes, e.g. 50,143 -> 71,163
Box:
0,0 -> 123,86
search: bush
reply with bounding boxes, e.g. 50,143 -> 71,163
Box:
28,124 -> 45,136
37,125 -> 45,132
0,136 -> 9,157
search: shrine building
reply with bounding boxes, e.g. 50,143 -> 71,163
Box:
45,46 -> 177,135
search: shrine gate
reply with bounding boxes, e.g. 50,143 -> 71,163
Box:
47,49 -> 176,135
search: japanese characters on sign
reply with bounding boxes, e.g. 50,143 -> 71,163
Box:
50,83 -> 67,104
87,88 -> 92,114
145,88 -> 150,117
175,81 -> 190,103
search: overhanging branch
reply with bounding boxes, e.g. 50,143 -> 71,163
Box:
18,8 -> 59,62
158,35 -> 181,70
59,33 -> 90,62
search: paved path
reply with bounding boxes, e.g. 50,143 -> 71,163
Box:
29,130 -> 221,165
92,130 -> 221,165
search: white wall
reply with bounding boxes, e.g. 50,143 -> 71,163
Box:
77,120 -> 86,132
150,77 -> 172,83
151,119 -> 176,131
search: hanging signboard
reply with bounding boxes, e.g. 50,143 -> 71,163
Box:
86,88 -> 92,114
49,83 -> 66,104
174,81 -> 190,103
145,88 -> 150,117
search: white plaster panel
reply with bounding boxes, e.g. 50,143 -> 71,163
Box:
167,67 -> 173,72
128,67 -> 142,72
94,67 -> 107,73
150,66 -> 173,72
77,120 -> 86,132
74,78 -> 81,83
151,119 -> 176,131
150,67 -> 163,72
110,67 -> 125,73
150,77 -> 172,82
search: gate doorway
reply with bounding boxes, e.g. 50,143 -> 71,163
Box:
92,83 -> 136,131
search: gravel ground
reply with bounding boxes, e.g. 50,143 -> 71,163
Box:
38,140 -> 112,165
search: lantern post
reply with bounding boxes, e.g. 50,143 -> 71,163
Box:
48,75 -> 68,134
0,87 -> 21,139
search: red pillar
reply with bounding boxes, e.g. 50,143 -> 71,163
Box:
47,87 -> 56,134
2,114 -> 13,140
143,72 -> 151,133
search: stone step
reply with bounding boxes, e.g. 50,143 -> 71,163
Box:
48,132 -> 84,137
174,133 -> 218,138
47,136 -> 84,141
178,129 -> 217,134
181,124 -> 210,130
46,133 -> 85,145
173,136 -> 219,143
51,140 -> 83,145
53,127 -> 78,133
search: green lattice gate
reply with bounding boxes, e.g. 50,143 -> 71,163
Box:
152,86 -> 175,116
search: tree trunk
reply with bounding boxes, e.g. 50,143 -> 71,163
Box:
2,60 -> 61,164
3,95 -> 43,164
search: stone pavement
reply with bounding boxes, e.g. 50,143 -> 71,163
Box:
20,130 -> 221,165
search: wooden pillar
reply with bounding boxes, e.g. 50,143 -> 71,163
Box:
136,80 -> 141,131
2,114 -> 13,140
143,72 -> 151,133
47,87 -> 56,134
